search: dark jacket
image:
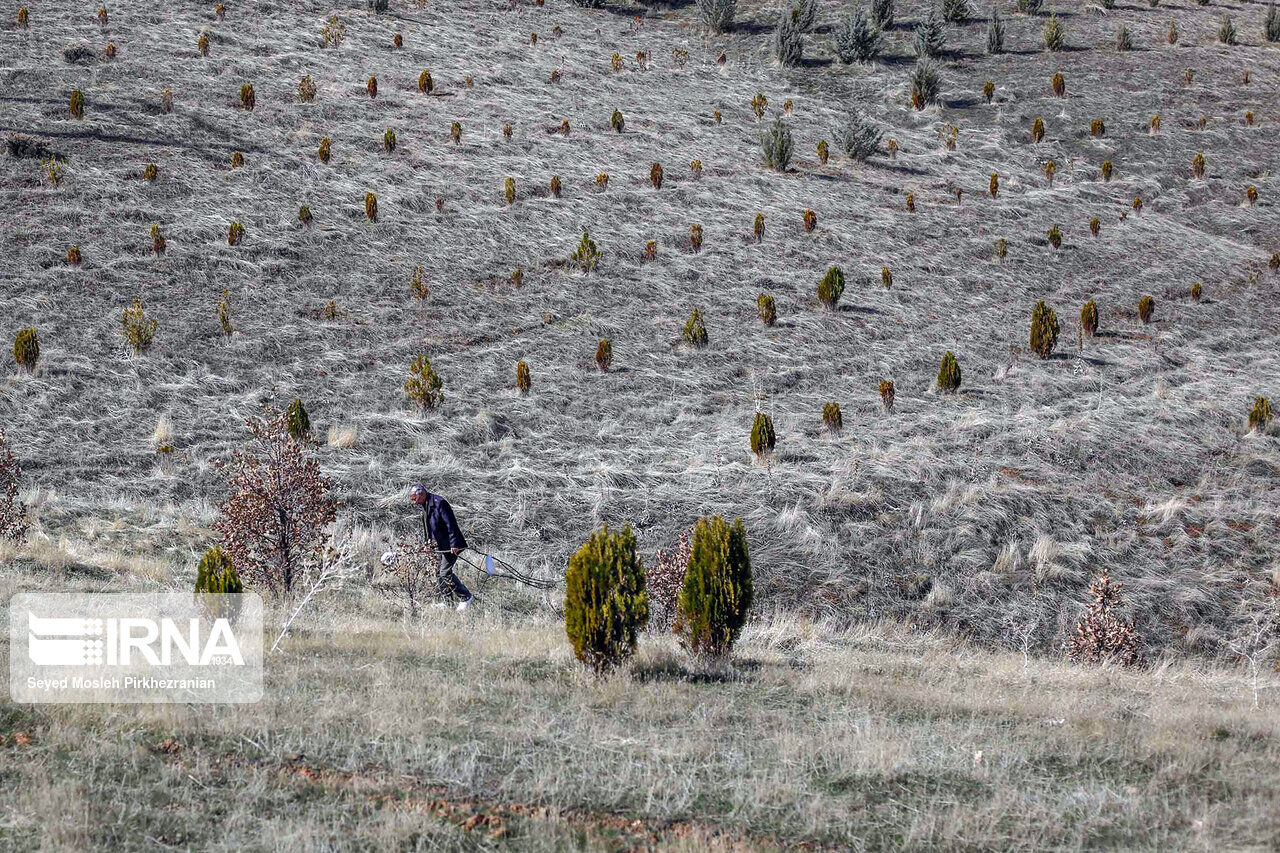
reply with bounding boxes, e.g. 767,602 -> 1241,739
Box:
422,493 -> 468,551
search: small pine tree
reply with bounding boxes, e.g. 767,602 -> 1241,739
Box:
1248,397 -> 1272,431
910,60 -> 941,109
286,398 -> 310,440
571,230 -> 600,273
695,0 -> 737,33
750,412 -> 776,457
195,546 -> 243,618
832,111 -> 882,160
914,6 -> 946,58
1138,295 -> 1155,324
122,298 -> 156,355
761,116 -> 793,171
879,379 -> 896,412
1047,224 -> 1063,248
684,308 -> 708,347
674,516 -> 753,657
1219,14 -> 1237,44
774,9 -> 804,66
1065,570 -> 1144,666
516,361 -> 531,394
1267,2 -> 1280,41
1115,23 -> 1131,50
822,402 -> 843,431
834,8 -> 882,63
1190,281 -> 1202,302
757,293 -> 777,326
13,328 -> 39,372
218,288 -> 234,336
937,351 -> 961,393
872,0 -> 894,28
404,355 -> 443,410
1043,14 -> 1065,50
1029,300 -> 1060,358
987,4 -> 1005,53
595,338 -> 613,371
942,0 -> 969,22
564,525 -> 649,673
817,266 -> 846,309
1080,299 -> 1098,337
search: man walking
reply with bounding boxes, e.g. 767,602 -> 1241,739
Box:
409,484 -> 474,611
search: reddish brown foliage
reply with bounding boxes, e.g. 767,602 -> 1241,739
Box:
211,409 -> 335,595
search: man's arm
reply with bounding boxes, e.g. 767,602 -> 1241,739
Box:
440,499 -> 467,551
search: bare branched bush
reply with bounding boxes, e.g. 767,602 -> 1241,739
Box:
212,409 -> 336,596
375,541 -> 437,616
648,530 -> 692,631
1065,570 -> 1145,666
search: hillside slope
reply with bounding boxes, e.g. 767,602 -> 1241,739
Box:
2,0 -> 1279,654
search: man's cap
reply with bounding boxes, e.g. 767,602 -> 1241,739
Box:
409,483 -> 428,500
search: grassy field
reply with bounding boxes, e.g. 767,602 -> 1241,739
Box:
3,560 -> 1280,852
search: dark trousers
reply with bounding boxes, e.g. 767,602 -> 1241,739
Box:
438,553 -> 471,600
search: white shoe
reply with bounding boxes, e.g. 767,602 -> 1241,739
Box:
455,596 -> 473,612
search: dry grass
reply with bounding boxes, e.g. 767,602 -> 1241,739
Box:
0,0 -> 1278,717
3,559 -> 1280,850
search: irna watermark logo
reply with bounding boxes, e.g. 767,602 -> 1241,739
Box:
9,593 -> 263,703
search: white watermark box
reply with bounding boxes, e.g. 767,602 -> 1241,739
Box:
9,593 -> 263,703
